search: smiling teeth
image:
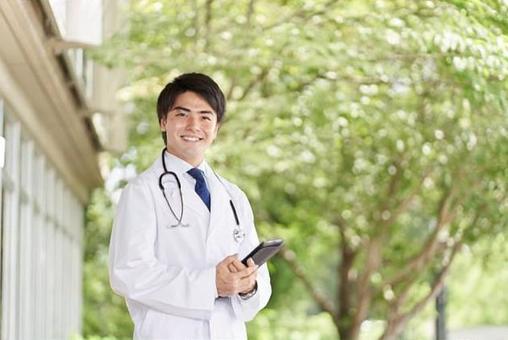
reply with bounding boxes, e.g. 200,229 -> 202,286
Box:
182,136 -> 200,142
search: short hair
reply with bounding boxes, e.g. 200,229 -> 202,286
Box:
156,73 -> 226,144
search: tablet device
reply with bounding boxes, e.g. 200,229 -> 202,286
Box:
241,239 -> 284,266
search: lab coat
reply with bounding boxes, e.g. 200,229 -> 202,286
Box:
109,152 -> 271,340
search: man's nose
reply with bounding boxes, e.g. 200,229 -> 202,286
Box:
185,113 -> 200,128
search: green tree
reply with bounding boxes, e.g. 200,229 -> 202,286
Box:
84,188 -> 133,339
89,0 -> 508,339
448,233 -> 508,327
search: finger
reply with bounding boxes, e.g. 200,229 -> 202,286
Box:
230,268 -> 252,281
238,277 -> 257,294
236,265 -> 258,279
246,258 -> 257,267
232,259 -> 247,270
244,260 -> 259,273
228,263 -> 239,273
229,261 -> 244,273
221,254 -> 238,265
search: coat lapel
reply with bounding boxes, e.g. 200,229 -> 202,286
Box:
206,170 -> 232,242
180,175 -> 209,221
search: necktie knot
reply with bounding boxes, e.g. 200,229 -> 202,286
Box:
187,167 -> 205,182
187,168 -> 211,211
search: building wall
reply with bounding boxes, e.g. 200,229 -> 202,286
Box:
0,1 -> 90,337
0,1 -> 126,339
0,98 -> 84,339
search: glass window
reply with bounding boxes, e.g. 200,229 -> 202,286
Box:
0,101 -> 84,339
1,113 -> 21,340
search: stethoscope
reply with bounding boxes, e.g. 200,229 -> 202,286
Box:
158,149 -> 245,243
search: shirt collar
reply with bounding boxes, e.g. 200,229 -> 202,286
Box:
163,150 -> 210,178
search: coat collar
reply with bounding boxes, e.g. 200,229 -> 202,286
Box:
161,150 -> 208,177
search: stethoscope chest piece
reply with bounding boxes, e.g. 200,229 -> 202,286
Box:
168,220 -> 189,228
233,227 -> 245,243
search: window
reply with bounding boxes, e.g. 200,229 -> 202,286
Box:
0,99 -> 84,339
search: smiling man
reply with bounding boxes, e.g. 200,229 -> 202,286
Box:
109,73 -> 271,340
160,90 -> 218,166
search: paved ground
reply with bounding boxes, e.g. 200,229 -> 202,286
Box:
449,326 -> 508,340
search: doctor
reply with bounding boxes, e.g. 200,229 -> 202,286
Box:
109,73 -> 271,339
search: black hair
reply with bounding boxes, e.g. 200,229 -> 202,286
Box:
156,73 -> 226,144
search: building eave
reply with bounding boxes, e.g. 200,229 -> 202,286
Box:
0,1 -> 104,203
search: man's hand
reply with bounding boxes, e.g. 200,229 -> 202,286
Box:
228,257 -> 258,294
216,255 -> 258,297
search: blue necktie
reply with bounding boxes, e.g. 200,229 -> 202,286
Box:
187,168 -> 211,211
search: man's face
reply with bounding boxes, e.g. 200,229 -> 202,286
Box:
160,91 -> 219,166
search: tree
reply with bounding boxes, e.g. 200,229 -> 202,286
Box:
84,188 -> 133,339
90,0 -> 508,338
447,233 -> 508,327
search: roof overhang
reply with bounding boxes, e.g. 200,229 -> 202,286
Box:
0,1 -> 103,203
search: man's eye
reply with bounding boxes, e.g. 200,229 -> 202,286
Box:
202,116 -> 211,121
175,111 -> 186,116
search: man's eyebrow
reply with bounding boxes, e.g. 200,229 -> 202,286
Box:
172,106 -> 191,112
173,106 -> 215,114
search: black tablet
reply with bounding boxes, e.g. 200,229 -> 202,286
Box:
241,239 -> 284,266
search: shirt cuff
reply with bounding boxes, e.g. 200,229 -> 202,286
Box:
238,281 -> 258,300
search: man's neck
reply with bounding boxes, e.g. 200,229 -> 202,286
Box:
165,148 -> 204,168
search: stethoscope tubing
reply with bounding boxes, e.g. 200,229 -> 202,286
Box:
158,149 -> 244,240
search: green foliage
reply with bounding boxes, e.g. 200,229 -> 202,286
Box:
247,309 -> 338,340
448,234 -> 508,326
85,0 -> 508,338
84,188 -> 133,339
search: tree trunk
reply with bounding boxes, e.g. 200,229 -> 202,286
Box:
337,232 -> 356,340
338,323 -> 362,340
379,317 -> 406,340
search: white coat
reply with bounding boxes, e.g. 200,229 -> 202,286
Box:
109,151 -> 271,340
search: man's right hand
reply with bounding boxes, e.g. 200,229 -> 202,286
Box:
216,255 -> 258,297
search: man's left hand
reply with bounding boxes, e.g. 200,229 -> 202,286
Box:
228,258 -> 257,294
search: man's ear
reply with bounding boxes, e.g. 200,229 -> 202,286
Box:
209,122 -> 219,143
160,117 -> 166,131
213,122 -> 221,137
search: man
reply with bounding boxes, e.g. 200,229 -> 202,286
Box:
109,73 -> 271,339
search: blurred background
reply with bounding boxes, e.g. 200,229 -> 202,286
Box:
0,0 -> 507,339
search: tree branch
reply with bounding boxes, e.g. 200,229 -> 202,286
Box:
193,0 -> 199,40
379,241 -> 462,340
203,0 -> 214,51
345,161 -> 427,339
292,72 -> 389,94
381,182 -> 482,340
349,237 -> 382,339
338,233 -> 357,334
373,159 -> 404,234
279,247 -> 337,318
246,0 -> 256,25
237,66 -> 270,101
337,218 -> 355,311
386,184 -> 458,288
383,167 -> 433,228
226,76 -> 237,101
261,0 -> 339,31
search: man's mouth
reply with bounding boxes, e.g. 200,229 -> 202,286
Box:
181,135 -> 203,142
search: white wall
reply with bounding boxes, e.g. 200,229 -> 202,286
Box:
49,0 -> 103,45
